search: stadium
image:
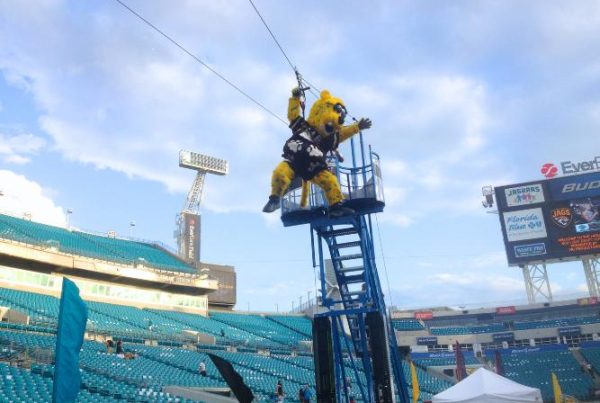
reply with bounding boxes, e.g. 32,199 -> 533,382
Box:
2,1 -> 600,403
2,165 -> 600,402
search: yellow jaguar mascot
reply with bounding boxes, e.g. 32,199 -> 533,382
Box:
262,88 -> 372,217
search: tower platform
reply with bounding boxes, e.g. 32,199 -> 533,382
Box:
280,151 -> 385,227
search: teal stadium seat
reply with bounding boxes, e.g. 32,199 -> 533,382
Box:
0,213 -> 196,274
391,319 -> 425,331
487,349 -> 593,401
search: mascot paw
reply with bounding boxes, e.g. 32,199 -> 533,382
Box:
262,195 -> 281,213
358,118 -> 372,130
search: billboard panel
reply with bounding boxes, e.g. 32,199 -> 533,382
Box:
414,311 -> 433,320
200,263 -> 236,307
416,337 -> 438,346
492,332 -> 515,342
504,184 -> 545,207
495,306 -> 516,315
495,171 -> 600,265
502,208 -> 547,242
178,212 -> 201,264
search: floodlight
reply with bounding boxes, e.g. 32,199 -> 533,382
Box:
482,185 -> 494,208
179,150 -> 228,175
176,149 -> 229,264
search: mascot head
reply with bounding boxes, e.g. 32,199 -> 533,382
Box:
306,90 -> 347,136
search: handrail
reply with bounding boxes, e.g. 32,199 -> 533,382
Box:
281,150 -> 384,215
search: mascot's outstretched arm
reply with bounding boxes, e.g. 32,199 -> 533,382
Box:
339,118 -> 372,143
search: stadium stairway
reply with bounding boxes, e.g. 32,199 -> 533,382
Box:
575,347 -> 600,390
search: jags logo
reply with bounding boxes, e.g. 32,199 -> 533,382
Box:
551,207 -> 572,228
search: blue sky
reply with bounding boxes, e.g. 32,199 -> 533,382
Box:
1,1 -> 599,312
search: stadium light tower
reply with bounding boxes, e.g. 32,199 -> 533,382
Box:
176,150 -> 228,264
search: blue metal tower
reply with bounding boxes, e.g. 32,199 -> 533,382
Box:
280,135 -> 410,403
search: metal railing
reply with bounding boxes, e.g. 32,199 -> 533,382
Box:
281,151 -> 384,214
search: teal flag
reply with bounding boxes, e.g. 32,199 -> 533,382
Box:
52,277 -> 88,403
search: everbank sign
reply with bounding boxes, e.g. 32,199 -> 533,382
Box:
541,156 -> 600,178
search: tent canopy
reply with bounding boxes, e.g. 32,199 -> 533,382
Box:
432,367 -> 542,403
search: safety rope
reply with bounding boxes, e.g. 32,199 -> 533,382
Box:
375,213 -> 395,308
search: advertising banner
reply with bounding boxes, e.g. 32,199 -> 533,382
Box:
411,350 -> 476,360
578,297 -> 599,306
502,208 -> 547,242
558,327 -> 581,336
491,344 -> 568,355
496,306 -> 516,315
495,171 -> 600,265
504,184 -> 545,207
414,311 -> 433,320
547,172 -> 600,201
492,332 -> 515,342
416,337 -> 438,346
181,212 -> 201,264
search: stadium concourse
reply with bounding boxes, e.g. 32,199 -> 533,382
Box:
0,212 -> 600,402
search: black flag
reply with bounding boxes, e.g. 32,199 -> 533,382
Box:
207,353 -> 254,403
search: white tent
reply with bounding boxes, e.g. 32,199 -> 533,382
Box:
432,367 -> 542,403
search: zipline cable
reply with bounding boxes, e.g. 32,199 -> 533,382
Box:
247,0 -> 321,99
248,0 -> 295,73
113,0 -> 288,126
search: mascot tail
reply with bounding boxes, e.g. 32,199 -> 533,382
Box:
300,180 -> 310,208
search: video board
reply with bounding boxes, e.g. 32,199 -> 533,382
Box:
495,171 -> 600,265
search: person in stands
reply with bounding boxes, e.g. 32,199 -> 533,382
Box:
105,339 -> 114,354
302,384 -> 313,403
116,339 -> 124,355
298,387 -> 305,403
275,380 -> 285,401
199,361 -> 207,377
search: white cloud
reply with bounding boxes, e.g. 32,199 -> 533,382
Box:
0,170 -> 66,227
426,272 -> 522,293
0,133 -> 46,165
577,283 -> 589,293
0,0 -> 299,215
390,270 -> 527,310
379,212 -> 413,228
344,73 -> 498,227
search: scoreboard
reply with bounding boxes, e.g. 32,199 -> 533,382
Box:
495,171 -> 600,265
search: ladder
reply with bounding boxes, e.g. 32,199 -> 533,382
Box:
313,214 -> 410,402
